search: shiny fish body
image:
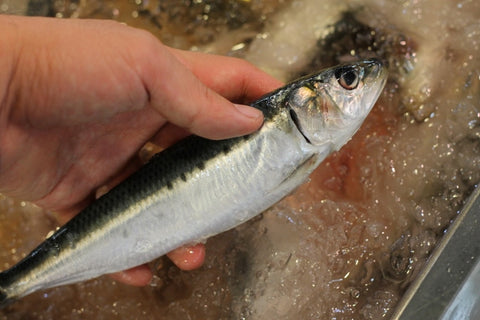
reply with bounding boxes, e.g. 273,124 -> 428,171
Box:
0,60 -> 387,305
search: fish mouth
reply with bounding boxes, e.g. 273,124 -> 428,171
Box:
364,58 -> 388,84
353,58 -> 388,117
365,59 -> 388,105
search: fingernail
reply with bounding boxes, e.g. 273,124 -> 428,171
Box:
234,104 -> 263,119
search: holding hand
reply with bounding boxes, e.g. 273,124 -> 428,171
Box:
0,15 -> 281,286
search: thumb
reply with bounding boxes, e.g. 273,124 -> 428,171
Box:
144,46 -> 264,140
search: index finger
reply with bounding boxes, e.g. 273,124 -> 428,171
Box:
168,48 -> 284,104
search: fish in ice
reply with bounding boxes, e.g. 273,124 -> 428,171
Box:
0,59 -> 387,306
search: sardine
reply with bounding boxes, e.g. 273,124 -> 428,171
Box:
0,59 -> 387,306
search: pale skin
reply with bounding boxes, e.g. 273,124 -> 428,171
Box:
0,16 -> 282,286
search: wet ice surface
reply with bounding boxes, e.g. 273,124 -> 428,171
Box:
0,0 -> 480,319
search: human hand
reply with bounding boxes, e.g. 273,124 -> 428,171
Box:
0,16 -> 282,286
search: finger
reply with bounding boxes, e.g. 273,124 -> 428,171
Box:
139,44 -> 264,140
168,48 -> 283,103
151,123 -> 191,150
109,264 -> 152,286
109,243 -> 205,286
166,243 -> 206,271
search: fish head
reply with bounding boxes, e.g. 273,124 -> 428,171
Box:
287,59 -> 387,150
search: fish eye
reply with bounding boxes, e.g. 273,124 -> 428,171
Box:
335,67 -> 360,90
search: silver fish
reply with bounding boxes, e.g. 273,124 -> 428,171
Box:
0,60 -> 387,305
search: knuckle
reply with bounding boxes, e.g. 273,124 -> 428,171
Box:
133,30 -> 162,61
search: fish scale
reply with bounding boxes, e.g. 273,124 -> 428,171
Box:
0,59 -> 387,306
